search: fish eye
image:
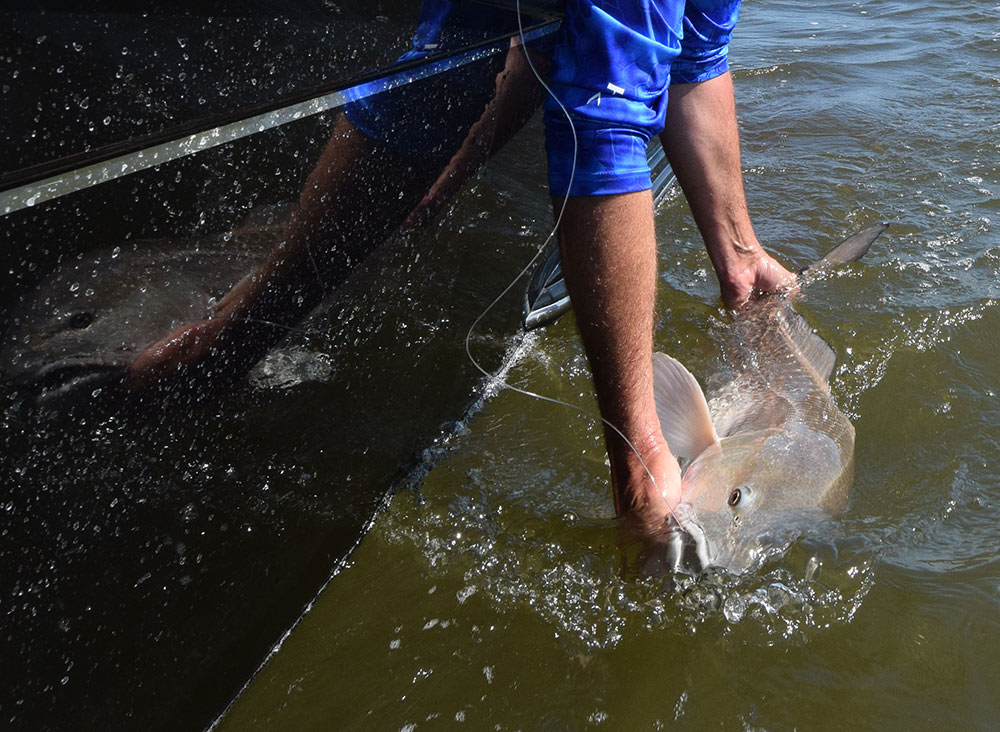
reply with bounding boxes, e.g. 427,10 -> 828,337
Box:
67,311 -> 94,330
728,484 -> 753,509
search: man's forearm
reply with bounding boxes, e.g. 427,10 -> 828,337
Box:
660,71 -> 790,306
556,191 -> 682,516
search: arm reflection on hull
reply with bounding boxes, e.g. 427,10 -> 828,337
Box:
128,32 -> 550,395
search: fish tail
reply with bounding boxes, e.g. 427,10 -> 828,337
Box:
800,222 -> 889,276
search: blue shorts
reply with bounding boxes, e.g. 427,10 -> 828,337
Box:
545,0 -> 741,196
345,0 -> 513,159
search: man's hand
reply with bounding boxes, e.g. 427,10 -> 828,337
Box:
615,434 -> 683,538
127,316 -> 230,390
617,437 -> 710,577
718,245 -> 796,310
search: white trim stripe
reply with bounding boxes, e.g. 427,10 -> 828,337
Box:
1,23 -> 558,217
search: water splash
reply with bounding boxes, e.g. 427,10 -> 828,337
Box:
381,442 -> 878,650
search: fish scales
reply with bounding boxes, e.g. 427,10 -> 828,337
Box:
709,297 -> 855,510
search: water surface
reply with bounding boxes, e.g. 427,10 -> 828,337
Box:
216,0 -> 1000,728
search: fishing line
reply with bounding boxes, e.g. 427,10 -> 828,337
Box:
462,0 -> 672,512
233,317 -> 318,338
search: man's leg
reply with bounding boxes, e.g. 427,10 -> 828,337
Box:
556,191 -> 681,531
660,72 -> 793,307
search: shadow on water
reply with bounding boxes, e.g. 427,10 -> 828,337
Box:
1,2 -> 560,729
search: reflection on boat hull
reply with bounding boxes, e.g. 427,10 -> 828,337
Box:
1,3 -> 560,730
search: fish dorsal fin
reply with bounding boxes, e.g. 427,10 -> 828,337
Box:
652,352 -> 719,459
779,307 -> 836,382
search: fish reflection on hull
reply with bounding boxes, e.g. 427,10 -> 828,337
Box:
655,224 -> 888,574
0,224 -> 274,406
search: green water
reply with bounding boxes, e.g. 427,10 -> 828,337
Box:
216,1 -> 1000,729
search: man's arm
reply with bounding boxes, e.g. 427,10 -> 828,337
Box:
556,191 -> 682,533
660,71 -> 794,308
556,72 -> 793,535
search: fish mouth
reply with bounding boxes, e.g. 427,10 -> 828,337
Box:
658,504 -> 769,576
663,503 -> 714,575
670,508 -> 808,576
6,357 -> 130,404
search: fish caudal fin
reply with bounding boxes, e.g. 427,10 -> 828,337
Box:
801,223 -> 889,276
652,353 -> 719,459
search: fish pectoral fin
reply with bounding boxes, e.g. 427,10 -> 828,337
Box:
652,352 -> 719,459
